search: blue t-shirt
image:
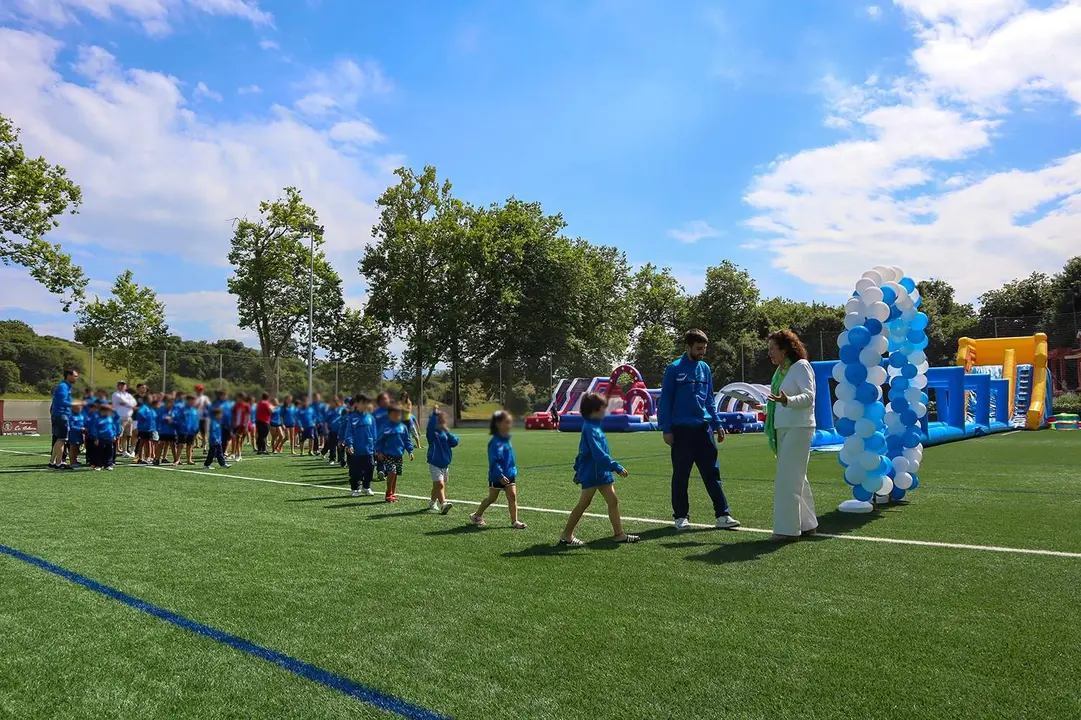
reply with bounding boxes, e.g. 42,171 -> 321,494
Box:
298,406 -> 314,429
51,381 -> 73,418
270,406 -> 282,426
426,414 -> 459,469
135,405 -> 156,433
208,418 -> 223,444
488,435 -> 518,482
283,405 -> 297,427
155,405 -> 173,435
574,419 -> 624,485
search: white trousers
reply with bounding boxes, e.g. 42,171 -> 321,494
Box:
773,427 -> 818,537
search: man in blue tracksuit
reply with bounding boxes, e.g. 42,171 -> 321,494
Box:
658,329 -> 739,531
343,395 -> 377,497
49,368 -> 79,469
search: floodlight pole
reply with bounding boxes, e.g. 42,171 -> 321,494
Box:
300,223 -> 324,401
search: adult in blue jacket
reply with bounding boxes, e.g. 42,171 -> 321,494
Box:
658,329 -> 739,531
49,368 -> 79,469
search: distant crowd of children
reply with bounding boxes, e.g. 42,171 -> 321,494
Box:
50,368 -> 639,544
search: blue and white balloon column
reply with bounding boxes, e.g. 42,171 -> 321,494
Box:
833,266 -> 928,510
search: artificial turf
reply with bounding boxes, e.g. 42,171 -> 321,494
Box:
1,429 -> 1080,719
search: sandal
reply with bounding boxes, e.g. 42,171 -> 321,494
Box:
511,521 -> 527,530
558,536 -> 585,547
615,534 -> 640,544
469,514 -> 487,527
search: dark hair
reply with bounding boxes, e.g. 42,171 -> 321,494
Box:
261,392 -> 269,400
490,410 -> 512,435
185,394 -> 195,401
211,408 -> 222,417
399,391 -> 410,402
64,368 -> 78,378
580,392 -> 606,417
356,393 -> 371,404
768,329 -> 809,362
684,328 -> 708,346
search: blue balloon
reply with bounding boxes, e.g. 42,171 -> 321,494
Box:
914,336 -> 929,351
864,318 -> 883,336
906,328 -> 926,344
899,277 -> 916,293
866,401 -> 886,423
886,434 -> 904,454
836,417 -> 856,437
888,305 -> 903,321
890,487 -> 907,501
892,396 -> 910,413
891,376 -> 910,392
914,294 -> 922,309
865,432 -> 887,453
902,429 -> 922,448
881,286 -> 897,306
887,337 -> 901,352
862,475 -> 884,494
911,312 -> 928,331
889,352 -> 907,369
902,363 -> 919,379
900,409 -> 918,426
848,326 -> 871,349
838,457 -> 849,468
845,363 -> 869,385
910,474 -> 919,489
921,392 -> 929,405
876,457 -> 891,476
855,382 -> 878,405
839,344 -> 862,365
853,486 -> 873,502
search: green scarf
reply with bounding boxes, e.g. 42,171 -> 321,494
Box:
765,359 -> 792,455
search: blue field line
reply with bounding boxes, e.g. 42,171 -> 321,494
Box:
0,543 -> 449,720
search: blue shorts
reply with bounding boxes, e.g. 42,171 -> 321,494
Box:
301,428 -> 314,441
577,474 -> 615,490
489,476 -> 517,489
67,433 -> 82,448
52,415 -> 70,441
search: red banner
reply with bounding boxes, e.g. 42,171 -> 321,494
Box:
1,419 -> 39,435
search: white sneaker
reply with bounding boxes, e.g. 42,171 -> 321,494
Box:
716,515 -> 741,530
428,501 -> 440,513
674,517 -> 691,531
361,488 -> 374,496
440,501 -> 453,515
351,489 -> 360,497
124,451 -> 135,458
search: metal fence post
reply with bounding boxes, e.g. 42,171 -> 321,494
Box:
994,317 -> 999,337
819,331 -> 825,361
499,359 -> 504,409
334,361 -> 339,397
89,347 -> 94,390
740,344 -> 745,382
219,353 -> 224,389
162,349 -> 167,393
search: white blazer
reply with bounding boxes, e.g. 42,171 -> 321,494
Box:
773,359 -> 816,429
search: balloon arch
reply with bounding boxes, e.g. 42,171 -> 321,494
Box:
834,266 -> 928,512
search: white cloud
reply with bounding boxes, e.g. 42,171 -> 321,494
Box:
294,59 -> 393,118
744,0 -> 1081,299
259,38 -> 278,50
0,29 -> 397,278
667,220 -> 722,244
867,5 -> 882,19
193,81 -> 222,102
328,119 -> 384,147
237,83 -> 262,95
0,267 -> 69,314
8,0 -> 272,36
157,290 -> 258,344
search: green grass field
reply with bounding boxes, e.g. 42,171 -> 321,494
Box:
2,429 -> 1080,719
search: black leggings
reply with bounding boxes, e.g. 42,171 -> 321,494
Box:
256,421 -> 270,453
347,453 -> 374,491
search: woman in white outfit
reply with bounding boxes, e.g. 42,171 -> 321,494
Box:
764,329 -> 819,542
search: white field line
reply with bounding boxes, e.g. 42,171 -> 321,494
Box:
3,449 -> 1080,560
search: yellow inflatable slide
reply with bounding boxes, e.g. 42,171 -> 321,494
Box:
955,333 -> 1049,430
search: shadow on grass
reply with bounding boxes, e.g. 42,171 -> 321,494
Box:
368,508 -> 431,520
425,524 -> 499,537
285,495 -> 347,503
323,500 -> 386,509
813,507 -> 888,536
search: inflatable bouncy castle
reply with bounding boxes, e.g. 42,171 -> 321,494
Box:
525,365 -> 660,432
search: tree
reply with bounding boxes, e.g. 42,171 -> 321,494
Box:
978,272 -> 1054,319
628,264 -> 688,385
227,187 -> 344,397
689,260 -> 760,383
0,359 -> 20,393
74,270 -> 169,379
916,279 -> 977,367
325,307 -> 392,395
0,113 -> 87,311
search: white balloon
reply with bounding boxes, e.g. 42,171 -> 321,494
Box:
833,399 -> 847,418
903,446 -> 923,462
868,366 -> 887,386
901,307 -> 918,323
910,287 -> 921,303
832,363 -> 847,384
884,413 -> 903,434
855,278 -> 875,294
844,400 -> 865,421
845,298 -> 866,316
894,472 -> 913,490
898,295 -> 915,311
878,477 -> 894,497
836,382 -> 856,402
914,402 -> 927,418
845,312 -> 862,330
909,351 -> 927,366
860,346 -> 882,367
855,418 -> 877,439
859,450 -> 880,470
859,285 -> 884,305
845,464 -> 867,485
839,445 -> 856,465
872,335 -> 889,354
904,387 -> 923,404
844,436 -> 865,457
837,330 -> 849,349
869,301 -> 890,322
889,266 -> 905,282
861,269 -> 884,287
873,265 -> 891,280
916,361 -> 929,374
891,456 -> 910,475
912,374 -> 928,390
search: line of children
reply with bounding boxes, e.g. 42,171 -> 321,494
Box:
343,395 -> 377,497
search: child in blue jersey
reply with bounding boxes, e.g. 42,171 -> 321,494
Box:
426,407 -> 458,514
88,404 -> 117,470
374,405 -> 413,502
133,396 -> 157,465
311,392 -> 326,455
470,411 -> 526,529
335,399 -> 349,468
280,395 -> 296,454
270,398 -> 284,453
67,401 -> 86,469
344,395 -> 377,497
372,392 -> 391,481
298,397 -> 316,455
203,408 -> 229,469
155,398 -> 174,465
321,398 -> 341,464
559,393 -> 639,546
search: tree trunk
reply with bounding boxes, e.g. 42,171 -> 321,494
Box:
263,353 -> 278,397
451,340 -> 462,426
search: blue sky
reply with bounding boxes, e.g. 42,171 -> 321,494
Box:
2,0 -> 1081,347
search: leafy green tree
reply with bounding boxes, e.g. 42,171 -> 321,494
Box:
0,114 -> 86,311
0,359 -> 20,393
628,264 -> 688,385
689,260 -> 760,383
227,187 -> 344,396
978,272 -> 1055,320
74,270 -> 169,380
325,307 -> 391,396
917,279 -> 977,367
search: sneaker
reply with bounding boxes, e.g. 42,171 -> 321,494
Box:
124,451 -> 135,458
511,521 -> 528,530
469,513 -> 487,527
361,488 -> 374,496
558,536 -> 585,547
47,463 -> 58,470
674,517 -> 691,531
105,466 -> 114,471
716,515 -> 741,530
440,501 -> 453,515
428,501 -> 440,513
351,489 -> 361,498
203,464 -> 213,470
221,463 -> 230,469
377,471 -> 387,483
71,462 -> 82,469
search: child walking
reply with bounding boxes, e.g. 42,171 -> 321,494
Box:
470,411 -> 526,529
67,401 -> 85,469
559,393 -> 639,546
204,408 -> 230,468
425,407 -> 457,514
374,404 -> 413,502
344,395 -> 377,497
88,404 -> 117,470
